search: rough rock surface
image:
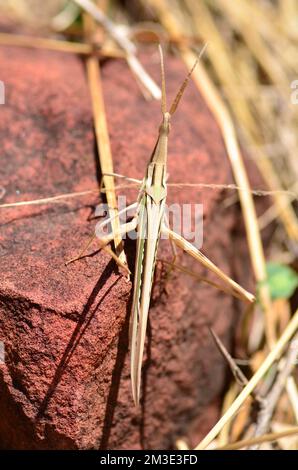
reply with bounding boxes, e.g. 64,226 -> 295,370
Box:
0,42 -> 255,449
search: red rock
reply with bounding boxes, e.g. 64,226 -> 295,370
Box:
0,41 -> 255,449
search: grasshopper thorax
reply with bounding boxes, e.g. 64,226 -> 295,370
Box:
159,111 -> 171,135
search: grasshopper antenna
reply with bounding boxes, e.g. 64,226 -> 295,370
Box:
158,45 -> 167,115
169,43 -> 208,116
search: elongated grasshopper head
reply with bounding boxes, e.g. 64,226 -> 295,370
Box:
151,46 -> 203,167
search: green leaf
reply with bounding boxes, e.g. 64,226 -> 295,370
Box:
265,262 -> 298,300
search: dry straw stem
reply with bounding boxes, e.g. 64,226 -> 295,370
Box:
51,0 -> 81,31
194,307 -> 298,450
246,0 -> 297,72
0,183 -> 295,209
147,0 -> 275,348
0,31 -> 125,58
161,259 -> 252,302
216,426 -> 298,450
217,383 -> 239,446
84,14 -> 126,265
247,0 -> 297,72
210,328 -> 263,404
74,0 -> 161,100
184,0 -> 258,137
183,1 -> 298,243
176,439 -> 189,451
252,148 -> 298,242
165,227 -> 255,304
210,329 -> 261,445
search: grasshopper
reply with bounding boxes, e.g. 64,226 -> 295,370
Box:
74,46 -> 255,406
0,46 -> 255,407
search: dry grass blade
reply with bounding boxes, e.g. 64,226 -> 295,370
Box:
286,377 -> 298,423
218,383 -> 239,446
216,426 -> 298,450
183,0 -> 298,243
252,148 -> 298,242
0,32 -> 93,54
0,189 -> 99,208
250,334 -> 298,448
74,0 -> 161,99
0,31 -> 125,58
181,51 -> 274,344
209,328 -> 263,404
258,183 -> 298,231
1,182 -> 295,209
84,14 -> 126,265
211,0 -> 289,90
210,328 -> 263,444
167,183 -> 296,197
1,0 -> 296,450
176,439 -> 189,450
194,307 -> 298,450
